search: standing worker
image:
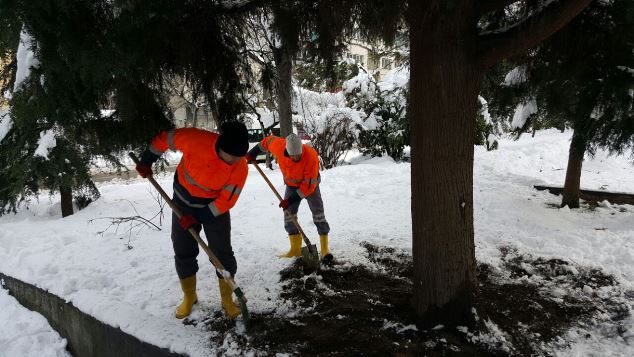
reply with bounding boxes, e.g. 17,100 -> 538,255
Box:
135,121 -> 249,319
245,133 -> 332,260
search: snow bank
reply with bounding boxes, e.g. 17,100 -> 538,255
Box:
0,287 -> 71,357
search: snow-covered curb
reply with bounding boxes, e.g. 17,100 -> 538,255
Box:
1,273 -> 185,357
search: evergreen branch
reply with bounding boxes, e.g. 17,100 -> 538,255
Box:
478,0 -> 592,68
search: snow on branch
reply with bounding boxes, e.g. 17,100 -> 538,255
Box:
478,0 -> 521,15
14,29 -> 40,93
0,111 -> 11,143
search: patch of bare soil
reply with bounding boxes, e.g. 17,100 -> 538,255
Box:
190,243 -> 630,356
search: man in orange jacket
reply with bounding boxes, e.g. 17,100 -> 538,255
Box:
135,121 -> 248,320
246,133 -> 332,260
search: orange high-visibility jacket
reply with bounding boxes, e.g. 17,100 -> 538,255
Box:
149,128 -> 247,216
259,135 -> 320,198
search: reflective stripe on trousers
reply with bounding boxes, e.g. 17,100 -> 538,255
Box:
283,184 -> 330,236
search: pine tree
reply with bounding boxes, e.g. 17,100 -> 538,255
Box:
0,0 -> 257,216
487,0 -> 634,208
277,0 -> 592,326
0,0 -> 594,327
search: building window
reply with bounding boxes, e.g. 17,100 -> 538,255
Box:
351,54 -> 365,66
381,57 -> 392,69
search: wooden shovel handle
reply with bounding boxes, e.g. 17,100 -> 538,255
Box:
128,153 -> 246,301
250,161 -> 313,246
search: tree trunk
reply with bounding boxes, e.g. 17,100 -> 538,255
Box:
561,128 -> 586,208
209,98 -> 220,130
60,185 -> 74,217
192,105 -> 199,128
409,2 -> 478,328
276,43 -> 293,137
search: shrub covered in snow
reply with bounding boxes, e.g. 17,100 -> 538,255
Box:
293,87 -> 362,168
343,67 -> 410,161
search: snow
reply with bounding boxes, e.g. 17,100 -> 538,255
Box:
377,66 -> 409,92
0,110 -> 11,142
511,100 -> 538,129
617,66 -> 634,76
478,96 -> 493,124
293,86 -> 367,130
33,129 -> 57,159
340,67 -> 409,131
342,70 -> 375,96
0,130 -> 633,355
503,66 -> 527,86
14,29 -> 40,92
243,107 -> 277,129
0,286 -> 71,357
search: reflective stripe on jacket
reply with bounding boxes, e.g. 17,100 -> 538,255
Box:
260,135 -> 320,198
149,128 -> 247,216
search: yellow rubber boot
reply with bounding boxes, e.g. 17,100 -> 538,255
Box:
218,279 -> 241,319
278,234 -> 302,258
320,234 -> 331,259
175,275 -> 198,319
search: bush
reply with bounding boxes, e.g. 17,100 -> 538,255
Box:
344,69 -> 410,161
297,108 -> 357,169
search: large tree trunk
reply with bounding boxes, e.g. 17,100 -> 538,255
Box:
275,43 -> 293,137
409,2 -> 479,328
561,128 -> 587,208
60,185 -> 74,217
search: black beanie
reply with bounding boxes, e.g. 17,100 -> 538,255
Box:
217,121 -> 249,157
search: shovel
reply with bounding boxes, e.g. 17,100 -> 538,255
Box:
129,153 -> 250,327
250,161 -> 321,273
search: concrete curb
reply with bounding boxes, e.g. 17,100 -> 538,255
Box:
534,185 -> 634,205
0,272 -> 186,357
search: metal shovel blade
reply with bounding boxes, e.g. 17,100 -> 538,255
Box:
301,244 -> 320,274
233,287 -> 250,329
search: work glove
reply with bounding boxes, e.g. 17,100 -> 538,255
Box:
244,153 -> 255,163
178,215 -> 199,230
279,192 -> 301,210
135,163 -> 153,178
279,199 -> 290,210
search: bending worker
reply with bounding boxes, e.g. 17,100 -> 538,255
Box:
135,121 -> 248,319
246,133 -> 332,260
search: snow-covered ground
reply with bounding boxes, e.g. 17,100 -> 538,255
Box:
0,287 -> 71,357
0,129 -> 633,355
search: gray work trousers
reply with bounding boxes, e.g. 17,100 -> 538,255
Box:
170,200 -> 236,279
284,185 -> 330,236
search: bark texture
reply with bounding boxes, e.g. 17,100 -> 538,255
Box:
407,0 -> 593,327
276,43 -> 293,137
60,185 -> 73,218
409,1 -> 479,328
561,129 -> 587,208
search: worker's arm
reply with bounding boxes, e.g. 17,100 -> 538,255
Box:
207,161 -> 248,217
